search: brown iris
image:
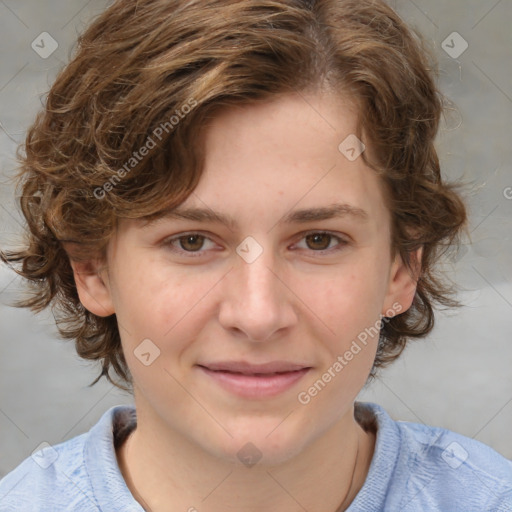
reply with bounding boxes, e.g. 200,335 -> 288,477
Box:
178,234 -> 206,252
304,233 -> 332,251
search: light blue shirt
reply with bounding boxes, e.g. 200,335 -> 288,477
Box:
1,402 -> 511,511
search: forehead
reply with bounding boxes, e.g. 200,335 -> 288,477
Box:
193,93 -> 387,215
136,91 -> 391,234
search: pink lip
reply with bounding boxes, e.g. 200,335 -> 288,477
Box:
197,365 -> 311,399
199,360 -> 309,374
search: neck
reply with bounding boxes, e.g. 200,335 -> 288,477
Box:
116,402 -> 376,512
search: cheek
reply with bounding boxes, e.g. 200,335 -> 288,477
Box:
303,269 -> 384,398
113,259 -> 222,358
303,263 -> 386,339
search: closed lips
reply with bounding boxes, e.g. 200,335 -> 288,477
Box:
197,361 -> 311,375
206,369 -> 303,376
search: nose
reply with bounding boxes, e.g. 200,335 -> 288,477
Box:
218,240 -> 297,342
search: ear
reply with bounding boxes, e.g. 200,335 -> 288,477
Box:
68,258 -> 115,318
381,246 -> 423,317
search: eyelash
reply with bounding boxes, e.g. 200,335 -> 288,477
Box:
162,231 -> 349,258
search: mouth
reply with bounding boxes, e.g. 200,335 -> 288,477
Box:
196,361 -> 312,399
198,360 -> 311,374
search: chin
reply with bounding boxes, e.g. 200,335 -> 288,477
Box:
205,422 -> 312,468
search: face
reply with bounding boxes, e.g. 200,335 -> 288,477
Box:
74,90 -> 418,466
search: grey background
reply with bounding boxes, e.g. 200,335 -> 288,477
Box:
0,0 -> 511,478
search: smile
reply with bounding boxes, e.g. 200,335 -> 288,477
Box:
196,366 -> 311,399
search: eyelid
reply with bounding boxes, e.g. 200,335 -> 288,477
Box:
162,230 -> 349,257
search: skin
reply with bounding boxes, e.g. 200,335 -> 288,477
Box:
71,90 -> 420,512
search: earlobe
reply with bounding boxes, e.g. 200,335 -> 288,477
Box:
69,259 -> 115,317
382,247 -> 423,317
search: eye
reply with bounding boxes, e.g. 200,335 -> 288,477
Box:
163,230 -> 348,257
164,232 -> 217,257
292,231 -> 348,254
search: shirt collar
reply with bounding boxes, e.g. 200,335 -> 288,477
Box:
83,401 -> 400,512
84,404 -> 143,512
347,401 -> 403,510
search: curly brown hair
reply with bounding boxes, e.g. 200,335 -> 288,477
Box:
1,0 -> 467,392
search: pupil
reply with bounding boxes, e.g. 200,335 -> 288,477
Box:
307,233 -> 330,250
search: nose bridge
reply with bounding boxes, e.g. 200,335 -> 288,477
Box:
219,236 -> 293,340
235,237 -> 281,309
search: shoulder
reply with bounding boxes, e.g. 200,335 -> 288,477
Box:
353,402 -> 512,511
0,405 -> 138,512
0,431 -> 97,511
398,417 -> 512,506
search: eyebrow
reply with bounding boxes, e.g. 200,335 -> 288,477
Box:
142,203 -> 369,230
